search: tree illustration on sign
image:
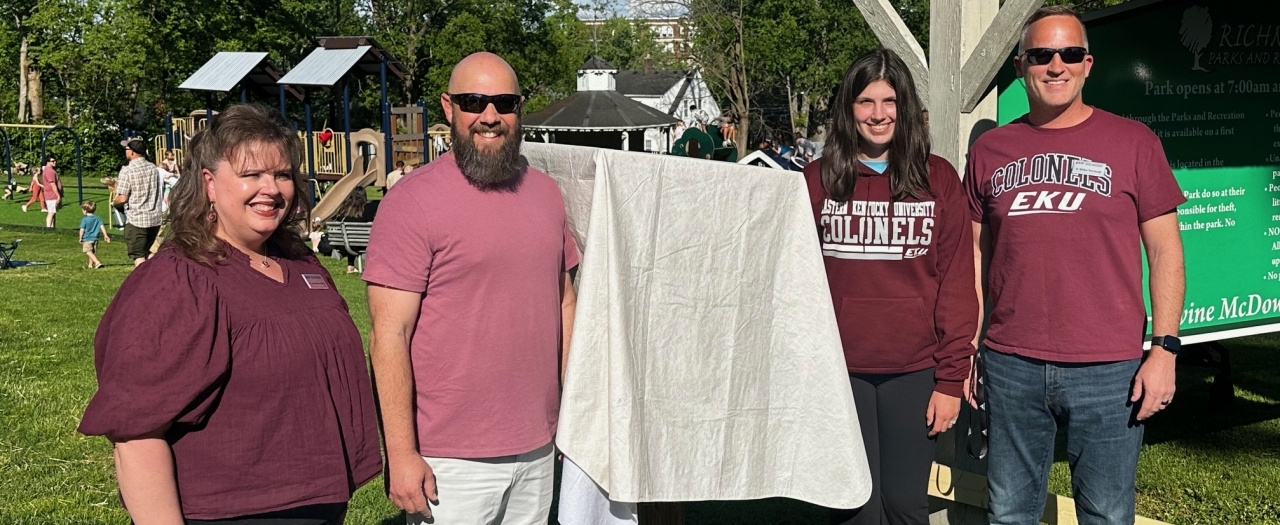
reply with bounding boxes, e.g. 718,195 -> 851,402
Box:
1180,6 -> 1212,72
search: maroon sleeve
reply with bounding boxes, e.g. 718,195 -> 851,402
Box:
1135,130 -> 1187,223
930,158 -> 979,397
79,254 -> 232,441
363,186 -> 433,293
964,150 -> 988,224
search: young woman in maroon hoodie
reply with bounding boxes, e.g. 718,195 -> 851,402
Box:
805,48 -> 978,525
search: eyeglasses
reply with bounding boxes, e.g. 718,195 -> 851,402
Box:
1021,47 -> 1089,66
448,93 -> 523,114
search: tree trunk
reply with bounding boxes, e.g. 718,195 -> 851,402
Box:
28,68 -> 43,122
18,36 -> 29,123
786,76 -> 797,138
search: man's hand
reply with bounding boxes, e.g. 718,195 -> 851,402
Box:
387,452 -> 438,516
926,391 -> 962,437
1131,350 -> 1177,420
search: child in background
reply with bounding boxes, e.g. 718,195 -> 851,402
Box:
79,200 -> 110,269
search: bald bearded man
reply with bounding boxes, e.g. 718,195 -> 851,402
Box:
364,52 -> 579,524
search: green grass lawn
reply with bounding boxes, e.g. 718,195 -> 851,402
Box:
1,226 -> 1278,524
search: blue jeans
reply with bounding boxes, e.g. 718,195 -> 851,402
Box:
984,349 -> 1144,525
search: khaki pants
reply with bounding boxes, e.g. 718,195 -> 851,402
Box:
407,442 -> 554,525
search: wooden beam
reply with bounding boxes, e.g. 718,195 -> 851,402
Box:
851,0 -> 930,99
928,463 -> 1172,525
959,0 -> 1044,113
928,0 -> 962,167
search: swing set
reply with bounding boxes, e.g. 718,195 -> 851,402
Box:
0,123 -> 85,228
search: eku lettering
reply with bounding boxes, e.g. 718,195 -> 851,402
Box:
989,153 -> 1113,216
819,199 -> 936,261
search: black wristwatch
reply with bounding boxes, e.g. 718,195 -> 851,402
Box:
1151,335 -> 1181,356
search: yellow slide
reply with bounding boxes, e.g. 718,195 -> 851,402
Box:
309,128 -> 388,226
310,154 -> 376,226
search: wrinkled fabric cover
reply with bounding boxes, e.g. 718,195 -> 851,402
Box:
522,142 -> 872,509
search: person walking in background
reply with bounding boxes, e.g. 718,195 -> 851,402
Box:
365,52 -> 578,525
21,164 -> 44,213
807,48 -> 977,525
78,200 -> 110,269
966,7 -> 1185,524
41,157 -> 62,228
79,104 -> 381,524
113,139 -> 164,266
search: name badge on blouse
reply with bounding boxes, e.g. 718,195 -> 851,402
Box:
301,274 -> 330,290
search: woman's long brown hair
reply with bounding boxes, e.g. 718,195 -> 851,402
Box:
821,48 -> 932,203
164,103 -> 311,266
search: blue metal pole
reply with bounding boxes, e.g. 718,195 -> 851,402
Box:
304,90 -> 316,207
240,85 -> 247,103
381,55 -> 391,175
206,92 -> 214,127
418,98 -> 427,166
164,113 -> 173,150
343,78 -> 352,173
278,86 -> 287,118
0,128 -> 11,187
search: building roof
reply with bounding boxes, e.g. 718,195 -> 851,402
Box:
278,36 -> 405,87
178,52 -> 304,100
581,56 -> 616,70
523,90 -> 678,131
613,69 -> 690,97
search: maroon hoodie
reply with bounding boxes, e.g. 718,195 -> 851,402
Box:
804,155 -> 977,397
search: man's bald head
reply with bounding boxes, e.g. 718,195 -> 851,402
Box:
448,52 -> 521,95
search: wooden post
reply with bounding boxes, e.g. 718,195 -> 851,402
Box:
851,0 -> 930,100
638,502 -> 686,525
928,0 -> 963,168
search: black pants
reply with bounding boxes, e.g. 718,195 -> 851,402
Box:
124,224 -> 159,260
183,502 -> 347,525
832,368 -> 936,525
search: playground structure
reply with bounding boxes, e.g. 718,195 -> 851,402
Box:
670,126 -> 738,162
155,38 -> 459,225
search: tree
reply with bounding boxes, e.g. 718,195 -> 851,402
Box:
1180,5 -> 1211,72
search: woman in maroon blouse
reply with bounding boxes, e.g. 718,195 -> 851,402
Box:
79,104 -> 381,524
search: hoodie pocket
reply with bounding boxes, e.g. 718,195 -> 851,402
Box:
836,297 -> 938,370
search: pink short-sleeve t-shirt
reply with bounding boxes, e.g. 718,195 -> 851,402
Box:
965,108 -> 1186,363
363,153 -> 579,458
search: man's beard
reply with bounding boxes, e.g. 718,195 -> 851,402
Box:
452,118 -> 524,191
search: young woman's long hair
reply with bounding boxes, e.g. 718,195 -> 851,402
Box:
822,48 -> 932,202
165,103 -> 311,266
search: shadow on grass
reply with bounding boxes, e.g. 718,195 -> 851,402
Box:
1141,336 -> 1280,454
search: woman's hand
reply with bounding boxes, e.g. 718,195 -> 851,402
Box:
926,391 -> 961,437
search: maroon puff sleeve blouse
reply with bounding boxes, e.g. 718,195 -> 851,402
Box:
79,248 -> 381,520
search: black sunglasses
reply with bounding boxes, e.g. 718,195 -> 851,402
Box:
1021,47 -> 1088,66
448,93 -> 523,114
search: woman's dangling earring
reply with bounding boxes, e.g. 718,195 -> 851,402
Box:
207,202 -> 218,223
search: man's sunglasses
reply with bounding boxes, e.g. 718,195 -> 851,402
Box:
1021,47 -> 1089,66
448,93 -> 523,114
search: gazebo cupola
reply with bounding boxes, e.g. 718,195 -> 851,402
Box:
577,56 -> 618,92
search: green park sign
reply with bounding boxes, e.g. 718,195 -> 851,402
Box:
998,0 -> 1280,343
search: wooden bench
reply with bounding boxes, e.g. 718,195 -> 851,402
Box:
325,221 -> 371,272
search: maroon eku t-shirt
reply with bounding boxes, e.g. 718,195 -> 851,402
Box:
965,108 -> 1186,362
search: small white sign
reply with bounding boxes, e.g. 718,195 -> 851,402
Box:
1071,160 -> 1109,178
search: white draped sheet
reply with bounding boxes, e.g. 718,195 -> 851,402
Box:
522,143 -> 871,509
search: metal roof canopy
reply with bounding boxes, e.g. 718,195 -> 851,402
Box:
178,52 -> 303,101
524,91 -> 678,132
277,36 -> 406,88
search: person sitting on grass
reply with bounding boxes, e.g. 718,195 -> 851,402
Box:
79,200 -> 110,269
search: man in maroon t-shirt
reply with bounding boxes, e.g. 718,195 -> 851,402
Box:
365,52 -> 579,525
966,7 -> 1185,525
